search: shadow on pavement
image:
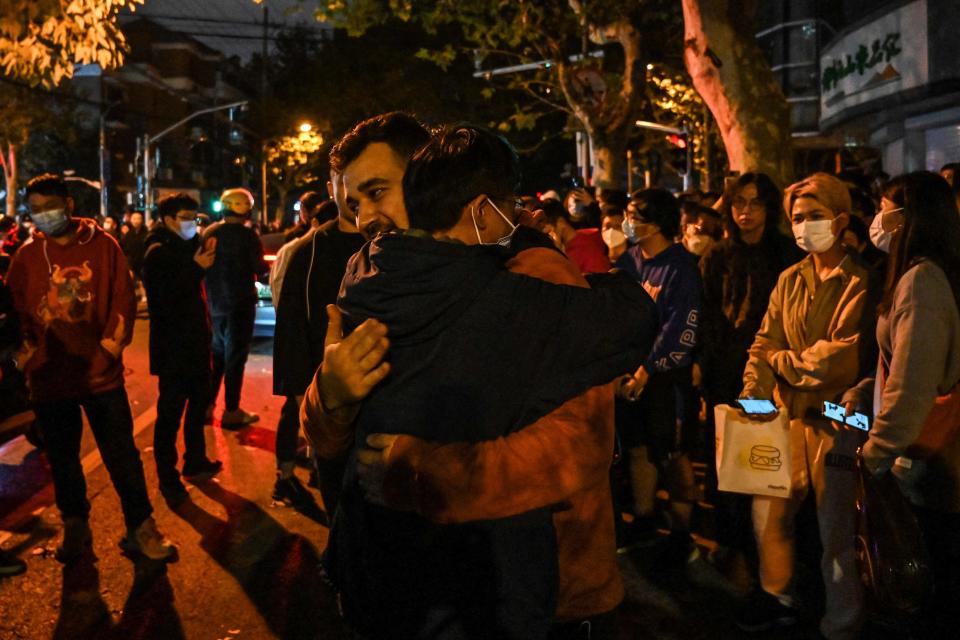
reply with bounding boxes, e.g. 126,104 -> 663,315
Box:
53,555 -> 111,640
52,552 -> 186,640
111,560 -> 186,640
175,480 -> 346,639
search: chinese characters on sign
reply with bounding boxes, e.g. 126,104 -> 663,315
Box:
821,33 -> 902,93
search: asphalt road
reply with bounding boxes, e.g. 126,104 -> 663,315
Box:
0,312 -> 904,639
0,314 -> 347,640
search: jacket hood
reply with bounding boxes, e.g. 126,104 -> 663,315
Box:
338,233 -> 507,345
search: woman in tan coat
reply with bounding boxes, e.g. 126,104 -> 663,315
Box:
737,173 -> 871,639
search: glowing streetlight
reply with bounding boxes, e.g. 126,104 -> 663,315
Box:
299,122 -> 313,133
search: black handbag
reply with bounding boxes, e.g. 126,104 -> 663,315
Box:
854,452 -> 932,613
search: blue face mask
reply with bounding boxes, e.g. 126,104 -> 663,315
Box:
178,220 -> 198,240
32,208 -> 71,237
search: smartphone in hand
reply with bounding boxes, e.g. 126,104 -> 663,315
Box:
823,401 -> 870,431
737,398 -> 778,415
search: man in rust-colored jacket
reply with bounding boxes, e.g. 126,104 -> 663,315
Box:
302,124 -> 656,639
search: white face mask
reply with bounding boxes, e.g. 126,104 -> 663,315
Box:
601,227 -> 626,248
472,197 -> 517,247
792,219 -> 837,254
869,207 -> 902,253
684,233 -> 714,256
178,220 -> 198,240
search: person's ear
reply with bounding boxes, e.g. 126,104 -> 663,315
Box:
835,212 -> 850,234
466,194 -> 489,229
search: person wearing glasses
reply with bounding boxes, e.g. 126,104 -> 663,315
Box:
697,173 -> 802,566
142,193 -> 222,507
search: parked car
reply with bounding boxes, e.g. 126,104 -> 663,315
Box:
253,232 -> 285,339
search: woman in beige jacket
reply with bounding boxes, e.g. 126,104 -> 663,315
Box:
737,173 -> 872,640
843,171 -> 960,634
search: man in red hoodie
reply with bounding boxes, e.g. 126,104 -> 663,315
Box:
6,174 -> 175,563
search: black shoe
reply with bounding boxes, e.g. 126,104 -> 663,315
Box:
272,474 -> 314,507
735,589 -> 798,632
617,514 -> 660,554
0,549 -> 26,577
220,409 -> 259,429
160,480 -> 190,508
182,458 -> 223,480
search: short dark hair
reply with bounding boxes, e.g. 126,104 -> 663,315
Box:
299,191 -> 325,216
329,112 -> 430,175
313,200 -> 339,224
156,193 -> 199,220
538,199 -> 569,225
404,125 -> 521,232
629,188 -> 680,238
599,188 -> 628,211
25,174 -> 69,200
941,162 -> 960,195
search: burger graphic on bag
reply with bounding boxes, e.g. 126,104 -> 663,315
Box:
749,445 -> 782,471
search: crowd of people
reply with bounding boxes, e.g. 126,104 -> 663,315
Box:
0,112 -> 958,640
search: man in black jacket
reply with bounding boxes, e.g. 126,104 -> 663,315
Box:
272,178 -> 366,509
203,188 -> 265,428
142,193 -> 222,505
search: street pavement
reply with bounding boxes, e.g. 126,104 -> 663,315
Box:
0,313 -> 899,639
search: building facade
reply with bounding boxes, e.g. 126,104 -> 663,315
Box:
817,0 -> 960,175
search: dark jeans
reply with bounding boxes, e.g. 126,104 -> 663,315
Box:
276,395 -> 300,467
316,452 -> 348,516
155,371 -> 211,486
210,304 -> 255,411
33,386 -> 152,531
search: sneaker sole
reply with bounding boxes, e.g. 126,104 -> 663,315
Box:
118,540 -> 177,562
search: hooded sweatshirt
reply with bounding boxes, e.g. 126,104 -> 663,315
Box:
328,231 -> 657,639
5,219 -> 135,402
141,226 -> 211,377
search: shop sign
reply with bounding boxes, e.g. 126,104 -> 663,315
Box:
820,0 -> 928,123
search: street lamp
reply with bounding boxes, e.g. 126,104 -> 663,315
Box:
139,100 -> 249,218
261,122 -> 321,229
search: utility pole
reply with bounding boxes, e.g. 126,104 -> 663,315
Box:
259,5 -> 269,229
139,100 -> 249,217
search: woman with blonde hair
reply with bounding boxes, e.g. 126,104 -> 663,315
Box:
737,172 -> 873,639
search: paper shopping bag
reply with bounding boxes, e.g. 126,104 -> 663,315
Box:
714,404 -> 792,498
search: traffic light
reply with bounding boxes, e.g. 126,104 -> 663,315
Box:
667,132 -> 689,176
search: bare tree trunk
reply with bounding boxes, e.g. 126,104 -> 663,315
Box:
556,11 -> 643,192
681,0 -> 794,187
590,132 -> 629,191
